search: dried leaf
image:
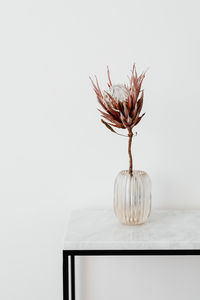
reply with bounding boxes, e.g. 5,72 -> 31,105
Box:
101,120 -> 127,133
134,113 -> 145,126
136,91 -> 144,115
101,119 -> 123,131
99,109 -> 122,127
127,93 -> 132,110
107,66 -> 112,87
123,102 -> 129,118
104,91 -> 118,109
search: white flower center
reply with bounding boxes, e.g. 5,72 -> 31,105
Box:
106,84 -> 128,102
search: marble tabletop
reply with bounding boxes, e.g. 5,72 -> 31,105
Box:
64,208 -> 200,250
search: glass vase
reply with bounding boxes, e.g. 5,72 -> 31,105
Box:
114,170 -> 152,225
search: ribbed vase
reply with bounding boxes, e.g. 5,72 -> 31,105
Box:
114,170 -> 152,225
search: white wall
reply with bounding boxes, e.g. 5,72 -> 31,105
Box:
1,0 -> 200,299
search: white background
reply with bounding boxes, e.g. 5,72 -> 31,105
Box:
1,0 -> 200,299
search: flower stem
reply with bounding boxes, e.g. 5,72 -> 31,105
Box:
128,128 -> 133,176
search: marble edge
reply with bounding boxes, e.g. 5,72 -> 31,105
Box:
63,241 -> 200,250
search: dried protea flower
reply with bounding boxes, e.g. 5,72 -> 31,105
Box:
90,65 -> 146,175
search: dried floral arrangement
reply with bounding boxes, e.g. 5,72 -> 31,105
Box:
90,65 -> 146,176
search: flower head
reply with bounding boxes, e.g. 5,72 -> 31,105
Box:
90,65 -> 145,130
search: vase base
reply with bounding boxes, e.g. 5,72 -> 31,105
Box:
114,212 -> 150,225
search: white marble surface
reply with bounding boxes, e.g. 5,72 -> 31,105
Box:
64,208 -> 200,250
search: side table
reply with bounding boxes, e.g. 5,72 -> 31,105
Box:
63,209 -> 200,300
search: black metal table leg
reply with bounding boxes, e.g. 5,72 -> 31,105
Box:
63,252 -> 69,300
71,255 -> 75,300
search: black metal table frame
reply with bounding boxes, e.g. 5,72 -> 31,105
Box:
63,249 -> 200,300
